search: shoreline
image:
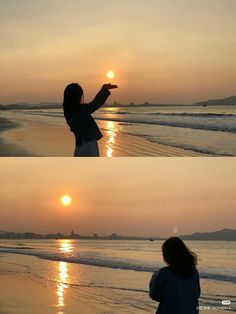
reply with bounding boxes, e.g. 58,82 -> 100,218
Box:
0,254 -> 105,314
0,117 -> 35,156
0,111 -> 209,157
0,252 -> 232,314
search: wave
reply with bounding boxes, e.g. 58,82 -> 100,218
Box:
149,112 -> 236,118
25,110 -> 236,118
107,111 -> 236,118
131,134 -> 229,156
1,248 -> 236,284
95,116 -> 236,134
24,110 -> 236,133
0,245 -> 34,250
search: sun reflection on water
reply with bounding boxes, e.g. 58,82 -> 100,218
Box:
106,121 -> 117,157
59,240 -> 73,254
57,262 -> 68,308
56,240 -> 73,313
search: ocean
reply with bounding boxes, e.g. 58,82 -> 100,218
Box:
0,239 -> 235,312
23,104 -> 236,156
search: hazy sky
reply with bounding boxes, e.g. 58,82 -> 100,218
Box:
0,0 -> 235,104
0,158 -> 235,237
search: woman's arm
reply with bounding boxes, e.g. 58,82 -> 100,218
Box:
149,269 -> 166,302
83,84 -> 118,114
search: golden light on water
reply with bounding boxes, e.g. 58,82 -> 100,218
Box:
59,240 -> 74,254
105,121 -> 117,157
60,195 -> 72,206
56,240 -> 73,312
57,262 -> 68,308
107,70 -> 115,79
107,131 -> 115,157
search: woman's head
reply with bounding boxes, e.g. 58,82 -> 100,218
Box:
162,237 -> 198,277
63,83 -> 83,113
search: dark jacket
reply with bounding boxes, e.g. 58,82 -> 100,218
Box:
149,267 -> 200,314
64,89 -> 111,146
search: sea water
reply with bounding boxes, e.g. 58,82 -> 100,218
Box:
22,104 -> 236,156
0,239 -> 235,312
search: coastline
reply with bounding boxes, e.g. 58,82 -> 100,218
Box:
0,252 -> 232,314
0,117 -> 34,156
0,254 -> 104,314
0,111 -> 208,157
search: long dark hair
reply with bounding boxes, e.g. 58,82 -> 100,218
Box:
63,83 -> 84,113
162,237 -> 198,277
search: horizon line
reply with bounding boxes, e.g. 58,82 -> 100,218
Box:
0,227 -> 234,239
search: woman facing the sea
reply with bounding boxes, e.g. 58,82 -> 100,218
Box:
63,83 -> 117,157
149,237 -> 200,314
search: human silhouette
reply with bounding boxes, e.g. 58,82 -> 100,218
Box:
149,237 -> 200,314
63,83 -> 117,156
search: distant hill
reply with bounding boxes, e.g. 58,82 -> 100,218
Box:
1,96 -> 236,110
180,229 -> 236,241
2,103 -> 61,110
194,96 -> 236,106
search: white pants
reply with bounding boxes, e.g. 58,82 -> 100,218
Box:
74,140 -> 99,157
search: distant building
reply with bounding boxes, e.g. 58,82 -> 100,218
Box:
110,233 -> 118,239
93,233 -> 98,238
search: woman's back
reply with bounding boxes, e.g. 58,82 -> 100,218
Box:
149,266 -> 200,314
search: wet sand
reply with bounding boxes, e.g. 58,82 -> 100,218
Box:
0,117 -> 34,156
0,253 -> 231,314
0,111 -> 208,157
0,255 -> 104,314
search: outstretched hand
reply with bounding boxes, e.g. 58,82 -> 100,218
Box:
101,83 -> 118,91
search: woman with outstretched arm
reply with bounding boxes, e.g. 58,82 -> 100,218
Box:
63,83 -> 117,157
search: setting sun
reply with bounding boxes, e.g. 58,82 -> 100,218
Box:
107,70 -> 115,79
60,195 -> 72,206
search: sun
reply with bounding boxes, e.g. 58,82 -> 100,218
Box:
107,70 -> 115,79
60,195 -> 72,206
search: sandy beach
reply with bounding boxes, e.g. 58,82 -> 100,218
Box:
0,252 -> 232,314
0,253 -> 157,314
0,117 -> 34,156
0,111 -> 208,157
0,254 -> 104,314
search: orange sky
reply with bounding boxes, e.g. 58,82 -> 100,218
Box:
0,158 -> 235,237
0,0 -> 235,104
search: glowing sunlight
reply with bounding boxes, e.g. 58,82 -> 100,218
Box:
106,70 -> 115,80
60,195 -> 72,207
